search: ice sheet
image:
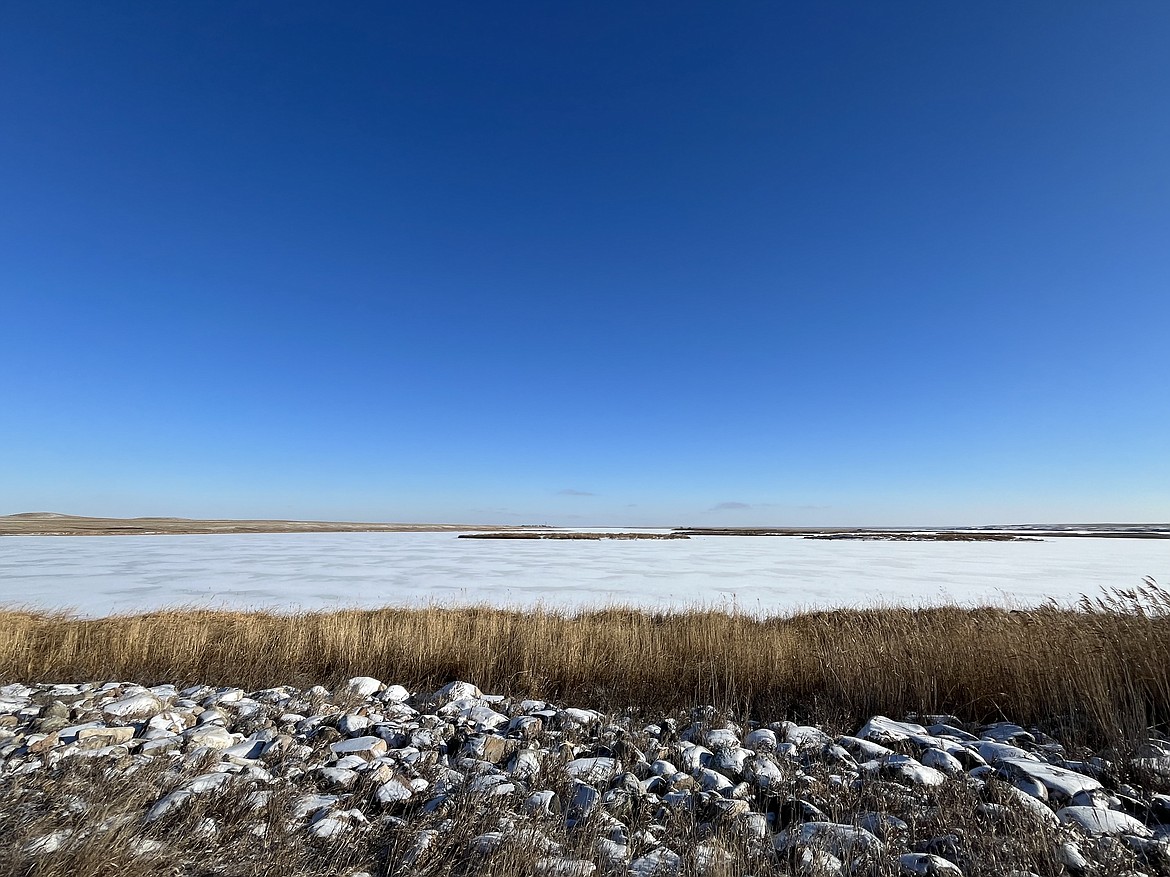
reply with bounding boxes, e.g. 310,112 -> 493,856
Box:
0,533 -> 1164,617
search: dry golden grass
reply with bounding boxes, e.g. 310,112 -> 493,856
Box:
3,582 -> 1168,746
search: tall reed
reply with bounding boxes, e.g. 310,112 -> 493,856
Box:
3,581 -> 1168,745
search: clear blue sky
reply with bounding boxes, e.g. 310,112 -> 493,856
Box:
2,3 -> 1168,526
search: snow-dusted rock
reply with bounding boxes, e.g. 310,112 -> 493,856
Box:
184,724 -> 236,749
329,735 -> 387,760
744,727 -> 778,751
375,775 -> 416,805
774,822 -> 884,859
629,847 -> 681,877
1057,806 -> 1153,838
102,693 -> 163,721
565,756 -> 616,782
346,676 -> 383,697
1002,758 -> 1102,800
921,747 -> 965,775
859,716 -> 928,743
533,857 -> 595,877
436,681 -> 481,702
898,852 -> 964,876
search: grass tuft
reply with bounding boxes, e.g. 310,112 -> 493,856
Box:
3,582 -> 1169,746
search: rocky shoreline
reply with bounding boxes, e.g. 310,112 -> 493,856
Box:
3,679 -> 1169,876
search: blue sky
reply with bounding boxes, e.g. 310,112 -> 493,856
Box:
1,3 -> 1168,526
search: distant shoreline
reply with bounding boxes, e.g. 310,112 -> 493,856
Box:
0,513 -> 508,537
2,513 -> 1169,539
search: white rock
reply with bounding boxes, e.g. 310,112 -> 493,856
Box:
292,793 -> 340,821
979,722 -> 1032,743
310,817 -> 352,839
859,716 -> 927,742
565,756 -> 616,782
145,789 -> 192,822
317,767 -> 359,789
695,767 -> 734,793
129,838 -> 165,856
466,773 -> 515,795
102,693 -> 163,721
338,714 -> 371,736
706,728 -> 740,748
24,829 -> 72,854
745,755 -> 785,791
184,725 -> 236,749
347,677 -> 384,697
559,707 -> 601,728
652,759 -> 679,777
204,687 -> 244,706
787,725 -> 832,749
679,744 -> 713,772
566,781 -> 599,820
629,847 -> 681,877
534,857 -> 595,877
744,728 -> 778,751
197,708 -> 226,726
140,736 -> 181,755
58,722 -> 104,742
775,822 -> 884,859
466,705 -> 510,730
524,789 -> 561,817
795,847 -> 844,877
595,837 -> 630,865
471,831 -> 508,854
330,735 -> 387,760
882,754 -> 947,787
436,681 -> 481,702
921,747 -> 964,775
509,715 -> 544,738
1057,806 -> 1153,837
1002,758 -> 1102,800
401,830 -> 439,867
1055,840 -> 1091,872
376,776 -> 415,805
837,735 -> 895,760
967,740 -> 1035,766
509,749 -> 542,779
382,684 -> 410,703
694,842 -> 733,875
185,772 -> 234,793
1002,785 -> 1060,826
898,853 -> 963,876
223,732 -> 274,760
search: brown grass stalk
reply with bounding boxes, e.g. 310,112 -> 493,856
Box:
3,583 -> 1168,746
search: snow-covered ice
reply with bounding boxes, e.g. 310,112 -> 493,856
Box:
0,532 -> 1164,617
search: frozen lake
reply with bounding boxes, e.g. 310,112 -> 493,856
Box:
0,532 -> 1165,617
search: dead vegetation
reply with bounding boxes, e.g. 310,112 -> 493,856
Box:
0,513 -> 504,537
2,581 -> 1168,748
